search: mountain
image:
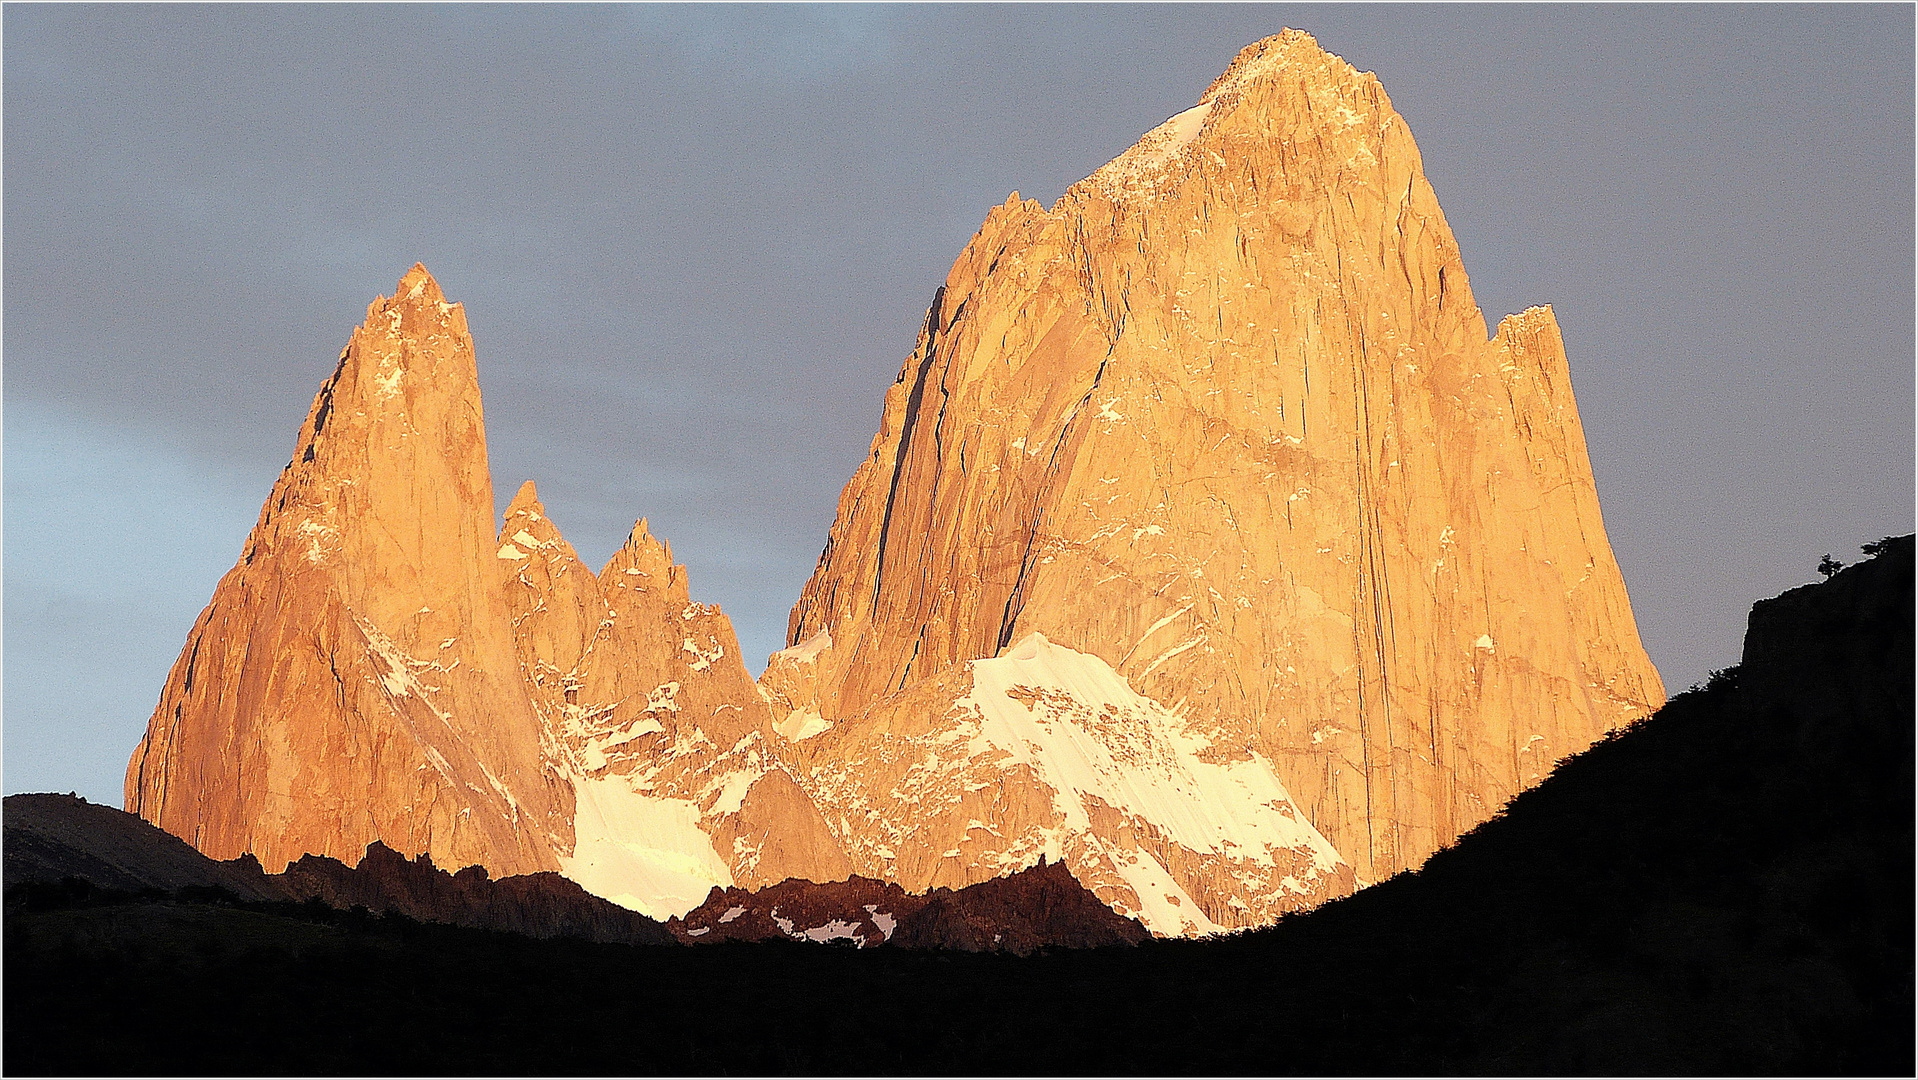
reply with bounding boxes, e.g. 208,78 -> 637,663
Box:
23,539 -> 1908,1075
767,28 -> 1663,916
123,31 -> 1663,934
124,265 -> 571,878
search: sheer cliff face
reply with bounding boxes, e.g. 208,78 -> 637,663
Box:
777,31 -> 1665,888
124,266 -> 572,876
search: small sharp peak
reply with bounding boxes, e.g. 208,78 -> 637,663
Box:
340,262 -> 470,400
1072,29 -> 1388,205
500,481 -> 558,543
394,263 -> 446,305
627,517 -> 655,551
497,481 -> 581,563
504,480 -> 544,520
356,262 -> 461,344
1197,29 -> 1364,108
601,517 -> 674,576
598,516 -> 690,599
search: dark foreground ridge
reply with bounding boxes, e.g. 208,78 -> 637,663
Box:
5,794 -> 675,946
5,795 -> 1146,953
7,537 -> 1910,1074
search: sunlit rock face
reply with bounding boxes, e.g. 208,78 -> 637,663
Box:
773,631 -> 1351,936
496,484 -> 852,918
125,265 -> 573,877
126,31 -> 1666,937
122,269 -> 850,914
773,30 -> 1665,901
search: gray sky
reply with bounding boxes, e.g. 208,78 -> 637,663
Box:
7,4 -> 1912,804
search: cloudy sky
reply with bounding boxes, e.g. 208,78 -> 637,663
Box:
7,4 -> 1912,803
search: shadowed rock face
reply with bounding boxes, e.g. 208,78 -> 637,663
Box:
885,857 -> 1155,953
768,29 -> 1665,905
1738,534 -> 1914,727
666,859 -> 1150,954
275,843 -> 674,946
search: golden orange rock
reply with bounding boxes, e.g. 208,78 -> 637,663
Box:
497,485 -> 851,916
773,31 -> 1665,908
125,32 -> 1666,937
124,265 -> 571,876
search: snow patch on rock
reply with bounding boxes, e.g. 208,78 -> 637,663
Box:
773,706 -> 833,742
773,626 -> 833,665
953,631 -> 1346,937
560,772 -> 734,920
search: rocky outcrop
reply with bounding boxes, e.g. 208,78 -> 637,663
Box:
772,30 -> 1665,903
670,875 -> 909,947
1738,535 -> 1913,726
886,856 -> 1155,953
497,485 -> 852,917
666,858 -> 1150,954
123,266 -> 571,877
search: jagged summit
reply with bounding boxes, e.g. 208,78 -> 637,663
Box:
1074,29 -> 1390,204
602,516 -> 680,589
128,266 -> 569,878
776,31 -> 1664,894
129,35 -> 1663,937
394,261 -> 446,303
1198,29 -> 1372,106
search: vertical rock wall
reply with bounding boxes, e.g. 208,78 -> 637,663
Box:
125,266 -> 570,875
778,31 -> 1665,886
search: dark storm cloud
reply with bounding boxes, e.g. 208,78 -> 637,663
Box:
6,5 -> 1912,802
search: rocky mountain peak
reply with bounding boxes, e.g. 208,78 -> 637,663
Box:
774,32 -> 1664,892
127,266 -> 570,878
499,481 -> 573,558
505,478 -> 543,515
1074,29 -> 1391,206
395,261 -> 445,302
128,35 -> 1665,936
1198,29 -> 1368,106
600,517 -> 682,599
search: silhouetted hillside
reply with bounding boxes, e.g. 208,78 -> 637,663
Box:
5,792 -> 284,900
5,793 -> 673,946
7,537 -> 1909,1075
